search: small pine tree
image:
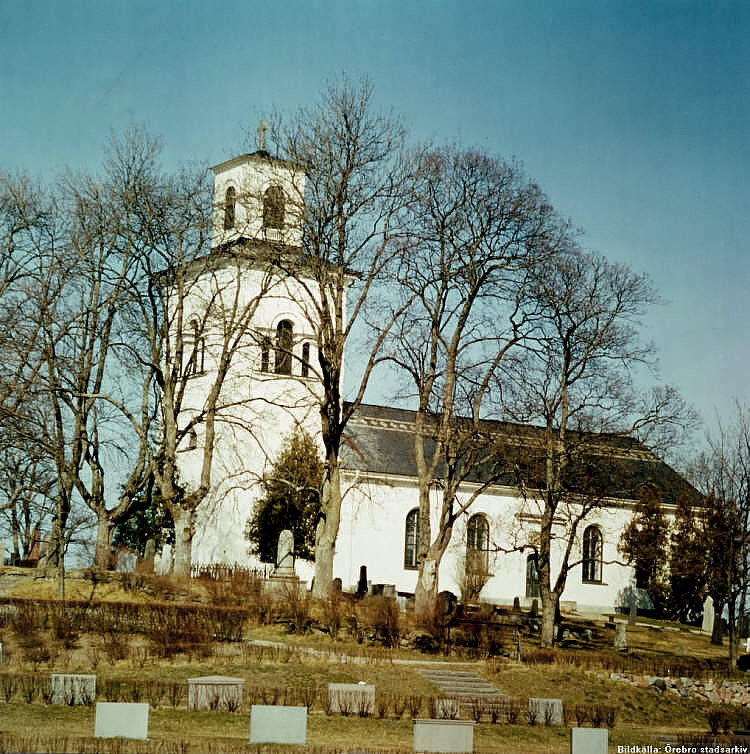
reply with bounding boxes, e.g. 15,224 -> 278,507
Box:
619,482 -> 670,616
668,495 -> 707,623
113,485 -> 174,557
245,429 -> 323,563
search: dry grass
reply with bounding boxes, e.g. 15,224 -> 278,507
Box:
0,571 -> 740,752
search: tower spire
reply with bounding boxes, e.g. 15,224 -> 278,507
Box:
258,119 -> 269,153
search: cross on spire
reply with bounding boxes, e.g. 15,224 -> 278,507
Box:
258,119 -> 269,152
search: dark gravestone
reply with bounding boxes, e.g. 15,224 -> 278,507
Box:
357,565 -> 368,597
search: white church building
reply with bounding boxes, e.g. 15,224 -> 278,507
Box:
176,149 -> 696,614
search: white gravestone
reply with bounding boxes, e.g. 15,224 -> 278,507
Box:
274,529 -> 295,576
188,675 -> 245,711
571,727 -> 608,754
528,697 -> 563,725
413,719 -> 474,753
250,705 -> 307,745
432,697 -> 460,719
95,702 -> 149,740
702,595 -> 715,634
327,682 -> 375,715
50,674 -> 96,705
614,621 -> 627,651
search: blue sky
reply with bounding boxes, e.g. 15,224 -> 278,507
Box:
1,0 -> 748,449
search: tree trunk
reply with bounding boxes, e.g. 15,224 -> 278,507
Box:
414,557 -> 439,626
711,600 -> 725,645
170,506 -> 195,578
540,588 -> 559,648
38,510 -> 64,568
93,517 -> 116,569
312,461 -> 342,598
728,599 -> 738,670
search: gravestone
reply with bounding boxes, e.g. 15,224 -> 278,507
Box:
155,543 -> 172,574
702,595 -> 715,634
50,674 -> 96,705
528,697 -> 563,725
432,697 -> 460,719
188,675 -> 245,711
614,622 -> 627,651
327,682 -> 375,716
250,705 -> 307,745
629,602 -> 637,626
357,565 -> 368,596
571,727 -> 608,754
413,719 -> 474,753
95,702 -> 149,739
116,548 -> 137,572
273,529 -> 295,577
139,538 -> 156,573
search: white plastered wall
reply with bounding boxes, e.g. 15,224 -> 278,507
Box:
336,470 -> 639,613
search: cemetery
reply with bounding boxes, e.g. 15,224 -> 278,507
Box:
0,569 -> 748,752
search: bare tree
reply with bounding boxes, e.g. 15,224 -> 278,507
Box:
0,439 -> 56,563
0,173 -> 55,419
695,402 -> 750,667
264,76 -> 419,597
0,174 -> 60,561
384,147 -> 568,621
504,249 -> 694,647
0,171 -> 87,577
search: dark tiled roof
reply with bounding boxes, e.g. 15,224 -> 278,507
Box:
341,402 -> 699,506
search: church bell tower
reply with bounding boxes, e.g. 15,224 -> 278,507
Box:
210,127 -> 305,250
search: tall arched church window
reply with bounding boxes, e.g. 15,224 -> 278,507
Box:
526,554 -> 541,599
467,514 -> 489,554
224,186 -> 236,230
263,185 -> 285,229
404,508 -> 419,570
275,320 -> 293,375
301,342 -> 311,378
582,525 -> 603,583
465,513 -> 490,601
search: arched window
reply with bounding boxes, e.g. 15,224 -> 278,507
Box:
526,554 -> 541,599
224,186 -> 236,230
467,514 -> 489,553
301,342 -> 310,378
263,185 -> 285,229
465,513 -> 490,601
582,525 -> 603,583
274,319 -> 293,375
404,508 -> 419,570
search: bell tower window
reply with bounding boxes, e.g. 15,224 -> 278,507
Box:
263,185 -> 285,230
224,186 -> 236,230
275,320 -> 293,375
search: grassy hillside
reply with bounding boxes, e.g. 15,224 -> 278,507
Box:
0,570 -> 742,753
